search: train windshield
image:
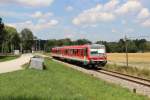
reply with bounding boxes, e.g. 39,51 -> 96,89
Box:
90,45 -> 105,56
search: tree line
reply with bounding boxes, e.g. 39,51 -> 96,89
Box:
0,18 -> 34,54
96,39 -> 150,53
43,38 -> 150,53
1,17 -> 150,54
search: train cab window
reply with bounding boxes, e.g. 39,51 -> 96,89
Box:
90,45 -> 105,56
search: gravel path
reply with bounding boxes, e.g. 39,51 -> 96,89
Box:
53,59 -> 150,98
0,54 -> 33,74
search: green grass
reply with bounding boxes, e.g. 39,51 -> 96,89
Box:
0,55 -> 20,62
0,59 -> 149,100
105,64 -> 150,80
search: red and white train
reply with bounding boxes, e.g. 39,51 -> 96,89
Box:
51,44 -> 107,67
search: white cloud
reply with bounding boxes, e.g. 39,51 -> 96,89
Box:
85,4 -> 102,13
8,19 -> 59,32
137,8 -> 150,19
73,0 -> 150,28
141,19 -> 150,27
0,10 -> 53,20
72,4 -> 115,25
115,0 -> 142,15
65,6 -> 74,12
0,0 -> 54,7
104,0 -> 119,11
72,0 -> 143,25
31,11 -> 53,19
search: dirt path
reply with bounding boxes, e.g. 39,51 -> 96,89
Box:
0,54 -> 33,74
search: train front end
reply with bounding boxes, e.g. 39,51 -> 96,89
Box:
88,44 -> 107,67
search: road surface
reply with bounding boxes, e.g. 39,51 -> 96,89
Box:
0,54 -> 33,74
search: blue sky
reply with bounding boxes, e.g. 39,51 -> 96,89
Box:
0,0 -> 150,42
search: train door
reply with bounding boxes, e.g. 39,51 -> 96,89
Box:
83,48 -> 88,65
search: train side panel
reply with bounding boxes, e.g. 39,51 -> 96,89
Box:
51,44 -> 107,67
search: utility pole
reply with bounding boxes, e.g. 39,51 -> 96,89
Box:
125,35 -> 128,67
123,35 -> 149,67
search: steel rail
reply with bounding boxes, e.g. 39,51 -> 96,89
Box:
52,58 -> 150,88
96,70 -> 150,87
101,69 -> 150,83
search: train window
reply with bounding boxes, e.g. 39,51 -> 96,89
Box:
76,50 -> 78,56
74,49 -> 77,56
84,48 -> 87,56
65,50 -> 67,55
72,49 -> 74,55
81,49 -> 83,56
77,49 -> 78,55
69,49 -> 72,55
71,49 -> 73,55
80,49 -> 83,56
73,49 -> 75,55
78,49 -> 80,56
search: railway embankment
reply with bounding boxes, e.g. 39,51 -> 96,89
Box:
53,58 -> 150,98
105,63 -> 150,80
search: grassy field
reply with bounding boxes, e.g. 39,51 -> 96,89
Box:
0,58 -> 148,100
107,53 -> 150,69
105,64 -> 150,80
0,55 -> 20,62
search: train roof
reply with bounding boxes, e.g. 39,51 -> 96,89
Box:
52,44 -> 105,50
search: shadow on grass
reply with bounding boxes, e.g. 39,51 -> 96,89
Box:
0,96 -> 43,100
0,55 -> 20,62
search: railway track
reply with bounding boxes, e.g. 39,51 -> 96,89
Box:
53,57 -> 150,88
53,58 -> 150,88
52,58 -> 150,97
96,69 -> 150,88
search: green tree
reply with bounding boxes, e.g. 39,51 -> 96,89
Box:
0,18 -> 4,36
4,26 -> 20,52
57,38 -> 72,46
145,42 -> 150,52
107,42 -> 118,53
0,18 -> 6,53
138,39 -> 147,52
73,39 -> 92,45
45,39 -> 57,52
127,40 -> 138,53
20,28 -> 34,52
134,39 -> 147,52
118,39 -> 125,52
